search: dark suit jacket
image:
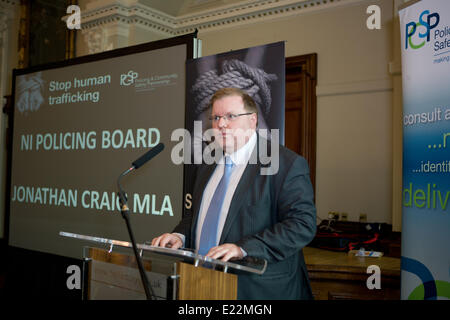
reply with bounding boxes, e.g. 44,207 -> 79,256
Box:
174,137 -> 316,299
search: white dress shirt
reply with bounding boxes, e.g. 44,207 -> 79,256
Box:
175,131 -> 257,254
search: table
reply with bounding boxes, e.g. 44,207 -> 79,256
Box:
303,246 -> 401,300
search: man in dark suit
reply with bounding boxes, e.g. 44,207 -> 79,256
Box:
152,87 -> 316,299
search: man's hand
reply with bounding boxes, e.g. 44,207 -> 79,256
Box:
206,243 -> 244,262
151,233 -> 182,249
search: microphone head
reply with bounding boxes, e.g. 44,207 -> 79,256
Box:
132,143 -> 165,169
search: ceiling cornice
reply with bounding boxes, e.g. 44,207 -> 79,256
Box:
0,0 -> 19,13
0,0 -> 19,6
80,0 -> 367,35
0,0 -> 19,33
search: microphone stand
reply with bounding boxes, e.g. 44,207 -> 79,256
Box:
117,168 -> 156,300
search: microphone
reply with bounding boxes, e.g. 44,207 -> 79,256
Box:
115,142 -> 165,301
118,143 -> 165,201
132,142 -> 165,170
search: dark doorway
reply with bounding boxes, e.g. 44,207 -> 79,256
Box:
285,54 -> 317,193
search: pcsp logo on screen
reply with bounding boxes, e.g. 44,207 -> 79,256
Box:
120,70 -> 139,86
405,10 -> 440,50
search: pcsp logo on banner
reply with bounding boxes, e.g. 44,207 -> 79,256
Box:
120,70 -> 139,86
405,10 -> 440,50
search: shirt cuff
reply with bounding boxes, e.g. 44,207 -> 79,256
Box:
172,233 -> 185,247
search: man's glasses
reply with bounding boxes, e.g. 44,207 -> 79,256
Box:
209,112 -> 254,122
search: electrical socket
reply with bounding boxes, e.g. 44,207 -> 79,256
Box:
328,212 -> 339,220
359,213 -> 367,222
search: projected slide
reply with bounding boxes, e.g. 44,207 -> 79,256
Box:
9,41 -> 189,259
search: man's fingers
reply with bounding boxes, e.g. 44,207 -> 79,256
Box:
221,250 -> 236,262
151,235 -> 162,247
152,233 -> 177,248
159,234 -> 182,248
160,235 -> 173,248
221,247 -> 241,262
207,246 -> 224,259
206,244 -> 241,261
171,241 -> 182,250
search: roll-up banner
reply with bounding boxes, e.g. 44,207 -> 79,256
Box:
399,0 -> 450,300
183,42 -> 285,214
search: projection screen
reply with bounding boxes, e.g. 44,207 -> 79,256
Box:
8,35 -> 194,259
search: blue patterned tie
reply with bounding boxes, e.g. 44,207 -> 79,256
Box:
198,156 -> 234,255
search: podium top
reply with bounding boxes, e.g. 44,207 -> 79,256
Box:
60,231 -> 267,275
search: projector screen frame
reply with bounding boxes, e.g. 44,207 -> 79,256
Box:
3,32 -> 197,254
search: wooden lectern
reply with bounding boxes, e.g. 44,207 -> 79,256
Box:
60,232 -> 266,300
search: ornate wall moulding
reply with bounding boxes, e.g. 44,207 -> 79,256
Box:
80,0 -> 362,36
